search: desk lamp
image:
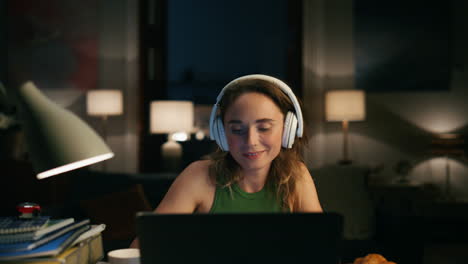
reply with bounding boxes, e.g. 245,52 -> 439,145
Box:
325,90 -> 366,164
3,81 -> 114,179
150,100 -> 193,170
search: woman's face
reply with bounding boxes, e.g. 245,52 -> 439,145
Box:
223,92 -> 284,174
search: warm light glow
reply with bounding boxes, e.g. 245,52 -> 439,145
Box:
411,157 -> 467,191
171,132 -> 189,142
419,114 -> 466,134
87,90 -> 123,116
325,90 -> 366,121
37,153 -> 114,179
161,140 -> 182,159
195,130 -> 205,140
150,101 -> 194,134
437,133 -> 459,140
384,104 -> 468,134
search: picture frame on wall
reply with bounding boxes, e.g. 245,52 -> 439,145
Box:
353,0 -> 452,92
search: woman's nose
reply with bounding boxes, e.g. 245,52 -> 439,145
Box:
245,127 -> 258,146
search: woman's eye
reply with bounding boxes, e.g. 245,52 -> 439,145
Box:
231,128 -> 244,134
258,127 -> 271,132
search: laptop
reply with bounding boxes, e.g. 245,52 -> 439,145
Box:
136,212 -> 344,264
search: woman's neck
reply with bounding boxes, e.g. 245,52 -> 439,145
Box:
238,167 -> 270,193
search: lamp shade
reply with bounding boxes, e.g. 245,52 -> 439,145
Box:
325,90 -> 366,122
16,81 -> 114,179
86,90 -> 123,116
431,133 -> 465,156
150,101 -> 194,134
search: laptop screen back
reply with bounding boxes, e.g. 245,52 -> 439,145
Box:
136,212 -> 343,264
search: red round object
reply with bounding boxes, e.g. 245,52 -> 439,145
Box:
17,202 -> 41,214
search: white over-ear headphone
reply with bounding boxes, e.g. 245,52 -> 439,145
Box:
209,74 -> 303,151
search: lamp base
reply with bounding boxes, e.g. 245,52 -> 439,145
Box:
161,140 -> 182,172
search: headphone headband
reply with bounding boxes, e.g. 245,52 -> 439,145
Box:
209,74 -> 303,140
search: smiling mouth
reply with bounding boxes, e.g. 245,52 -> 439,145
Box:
242,151 -> 264,158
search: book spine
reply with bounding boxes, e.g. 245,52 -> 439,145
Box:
88,234 -> 104,263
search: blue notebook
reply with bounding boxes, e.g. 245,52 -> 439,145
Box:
0,219 -> 90,256
0,217 -> 50,235
0,218 -> 75,244
0,224 -> 90,261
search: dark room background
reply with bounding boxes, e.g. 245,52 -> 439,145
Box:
139,0 -> 302,172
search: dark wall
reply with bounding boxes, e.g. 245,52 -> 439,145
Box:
140,0 -> 302,172
0,1 -> 5,82
354,0 -> 451,92
166,0 -> 290,103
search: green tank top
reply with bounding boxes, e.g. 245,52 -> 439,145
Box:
209,182 -> 283,213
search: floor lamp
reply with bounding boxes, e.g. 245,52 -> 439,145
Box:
150,100 -> 194,172
3,81 -> 114,179
430,133 -> 465,201
325,90 -> 366,164
86,89 -> 123,170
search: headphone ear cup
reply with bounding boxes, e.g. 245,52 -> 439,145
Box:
282,112 -> 291,148
214,116 -> 229,151
288,114 -> 298,148
211,116 -> 220,147
282,111 -> 298,148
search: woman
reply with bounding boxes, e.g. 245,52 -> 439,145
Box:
131,74 -> 322,247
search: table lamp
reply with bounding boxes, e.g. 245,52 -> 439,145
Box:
4,81 -> 114,179
325,90 -> 366,164
150,100 -> 193,170
86,89 -> 123,142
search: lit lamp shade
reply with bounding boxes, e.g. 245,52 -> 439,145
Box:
431,133 -> 465,156
150,101 -> 194,134
87,90 -> 123,116
325,90 -> 366,122
17,81 -> 114,179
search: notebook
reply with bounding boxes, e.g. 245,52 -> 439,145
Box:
0,219 -> 89,253
0,218 -> 74,244
136,212 -> 344,264
0,217 -> 50,235
0,220 -> 90,261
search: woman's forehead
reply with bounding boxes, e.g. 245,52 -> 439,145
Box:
224,92 -> 283,120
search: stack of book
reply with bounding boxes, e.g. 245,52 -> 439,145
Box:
0,216 -> 105,263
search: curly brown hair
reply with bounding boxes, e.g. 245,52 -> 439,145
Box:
208,78 -> 309,212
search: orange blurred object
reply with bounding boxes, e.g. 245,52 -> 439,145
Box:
353,253 -> 396,264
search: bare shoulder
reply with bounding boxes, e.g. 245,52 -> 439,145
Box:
297,162 -> 313,181
154,159 -> 215,214
295,161 -> 323,212
178,160 -> 213,185
189,159 -> 212,170
172,159 -> 216,196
